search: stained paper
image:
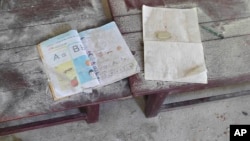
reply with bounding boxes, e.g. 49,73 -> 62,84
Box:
143,5 -> 207,83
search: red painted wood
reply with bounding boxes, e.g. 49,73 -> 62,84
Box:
145,93 -> 168,118
0,112 -> 87,136
160,90 -> 250,111
129,73 -> 250,97
85,104 -> 100,123
124,0 -> 164,10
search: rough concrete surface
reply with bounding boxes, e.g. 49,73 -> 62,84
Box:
1,95 -> 249,141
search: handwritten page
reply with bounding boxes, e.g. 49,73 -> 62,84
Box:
79,22 -> 140,86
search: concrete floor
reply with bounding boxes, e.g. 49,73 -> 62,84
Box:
1,95 -> 249,141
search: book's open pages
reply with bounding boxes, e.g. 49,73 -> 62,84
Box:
79,22 -> 140,86
37,22 -> 140,100
38,30 -> 99,100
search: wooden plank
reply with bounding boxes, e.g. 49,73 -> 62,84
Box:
0,104 -> 99,135
108,0 -> 250,23
128,34 -> 250,96
160,90 -> 250,112
0,59 -> 46,92
0,0 -> 107,30
0,45 -> 39,64
0,0 -> 64,11
123,32 -> 143,51
0,0 -> 99,12
201,18 -> 250,40
115,14 -> 250,41
0,79 -> 131,122
163,82 -> 250,105
0,112 -> 87,136
0,18 -> 108,50
115,14 -> 218,40
0,108 -> 80,128
114,15 -> 142,33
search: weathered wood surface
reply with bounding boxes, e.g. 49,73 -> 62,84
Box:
0,19 -> 108,50
116,15 -> 250,41
108,0 -> 250,96
108,0 -> 250,23
0,0 -> 132,123
0,76 -> 131,122
0,0 -> 107,30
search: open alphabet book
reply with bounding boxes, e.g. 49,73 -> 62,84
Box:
37,22 -> 140,100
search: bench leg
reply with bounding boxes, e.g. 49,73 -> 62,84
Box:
145,93 -> 167,118
84,104 -> 100,123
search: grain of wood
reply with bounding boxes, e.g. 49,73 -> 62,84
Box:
0,0 -> 106,30
108,0 -> 250,23
0,45 -> 39,64
0,19 -> 107,50
115,14 -> 250,41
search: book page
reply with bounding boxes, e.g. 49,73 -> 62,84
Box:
38,30 -> 99,100
79,22 -> 140,86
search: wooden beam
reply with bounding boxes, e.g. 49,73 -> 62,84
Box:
0,112 -> 87,136
160,90 -> 250,111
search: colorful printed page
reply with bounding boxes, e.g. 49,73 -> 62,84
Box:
79,22 -> 140,86
38,30 -> 99,100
